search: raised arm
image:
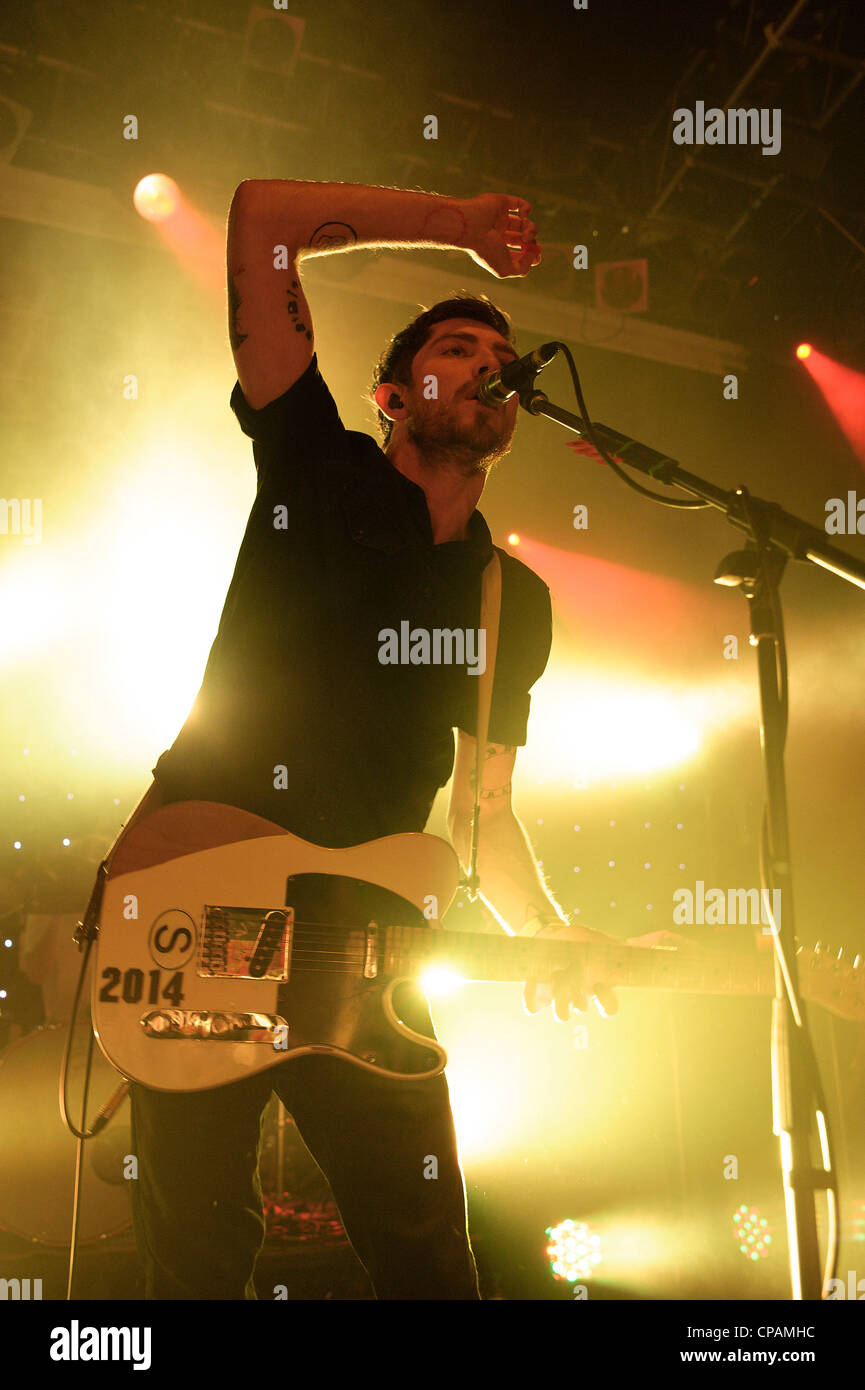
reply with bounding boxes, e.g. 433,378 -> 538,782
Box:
226,180 -> 540,409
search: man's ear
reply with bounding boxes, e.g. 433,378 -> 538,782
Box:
374,381 -> 406,420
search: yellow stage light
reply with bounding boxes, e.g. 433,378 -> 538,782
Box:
419,967 -> 465,997
523,671 -> 701,784
1,553 -> 68,662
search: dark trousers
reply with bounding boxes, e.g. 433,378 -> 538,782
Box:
129,1046 -> 480,1300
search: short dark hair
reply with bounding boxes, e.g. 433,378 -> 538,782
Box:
369,292 -> 515,447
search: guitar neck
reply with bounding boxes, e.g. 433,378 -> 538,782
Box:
383,925 -> 776,1001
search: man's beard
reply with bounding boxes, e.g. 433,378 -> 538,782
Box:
407,399 -> 514,475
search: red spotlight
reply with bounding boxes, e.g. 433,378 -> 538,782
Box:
796,343 -> 812,360
133,174 -> 181,223
799,346 -> 865,465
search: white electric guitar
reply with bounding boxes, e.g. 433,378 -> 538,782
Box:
90,801 -> 865,1093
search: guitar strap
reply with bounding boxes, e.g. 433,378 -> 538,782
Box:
464,548 -> 502,901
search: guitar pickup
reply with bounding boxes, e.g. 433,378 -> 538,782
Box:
198,906 -> 292,981
141,1009 -> 287,1043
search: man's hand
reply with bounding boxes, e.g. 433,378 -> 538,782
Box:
523,921 -> 620,1021
523,923 -> 704,1022
463,193 -> 541,278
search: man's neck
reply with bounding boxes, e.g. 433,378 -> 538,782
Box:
386,437 -> 485,544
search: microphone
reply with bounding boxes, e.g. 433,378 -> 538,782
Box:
476,342 -> 559,406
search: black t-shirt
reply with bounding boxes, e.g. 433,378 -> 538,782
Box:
152,355 -> 552,847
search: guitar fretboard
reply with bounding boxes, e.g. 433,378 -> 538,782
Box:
288,920 -> 772,998
282,920 -> 860,1019
383,925 -> 773,997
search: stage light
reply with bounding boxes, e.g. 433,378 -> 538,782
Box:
131,174 -> 223,292
733,1204 -> 772,1260
133,174 -> 181,223
507,533 -> 520,546
1,551 -> 70,664
797,345 -> 865,463
523,671 -> 701,783
545,1219 -> 603,1282
419,967 -> 465,997
796,343 -> 812,360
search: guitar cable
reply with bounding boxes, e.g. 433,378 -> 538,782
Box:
59,934 -> 97,1301
60,872 -> 131,1300
61,862 -> 128,1140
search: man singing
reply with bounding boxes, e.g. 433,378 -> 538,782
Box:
123,181 -> 619,1299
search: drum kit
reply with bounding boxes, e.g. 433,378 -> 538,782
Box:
0,1019 -> 344,1249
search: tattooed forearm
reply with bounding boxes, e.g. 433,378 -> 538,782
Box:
308,221 -> 358,252
227,268 -> 247,350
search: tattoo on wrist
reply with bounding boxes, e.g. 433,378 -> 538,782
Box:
468,764 -> 511,796
420,204 -> 468,247
309,221 -> 358,251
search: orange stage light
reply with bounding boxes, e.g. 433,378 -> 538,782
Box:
132,174 -> 223,297
133,174 -> 181,223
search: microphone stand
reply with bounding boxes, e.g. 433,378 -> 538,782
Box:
519,381 -> 865,1300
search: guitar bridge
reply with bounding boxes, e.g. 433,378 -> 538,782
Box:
141,1010 -> 286,1043
198,905 -> 293,981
